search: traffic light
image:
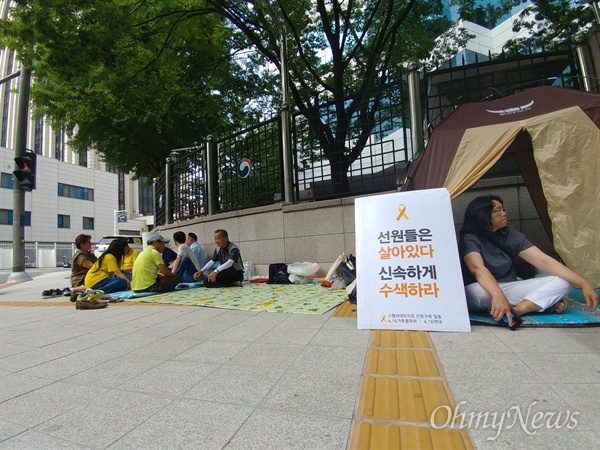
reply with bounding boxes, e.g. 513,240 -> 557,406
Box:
13,151 -> 36,191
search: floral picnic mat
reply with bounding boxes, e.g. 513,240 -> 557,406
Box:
469,288 -> 600,327
131,282 -> 348,315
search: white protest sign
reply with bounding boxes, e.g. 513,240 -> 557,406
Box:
355,188 -> 470,332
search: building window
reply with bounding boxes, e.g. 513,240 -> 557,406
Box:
118,172 -> 125,210
79,148 -> 88,167
55,128 -> 65,161
0,209 -> 31,226
138,177 -> 153,215
57,183 -> 94,201
83,216 -> 94,230
58,214 -> 70,229
1,172 -> 14,189
34,116 -> 44,155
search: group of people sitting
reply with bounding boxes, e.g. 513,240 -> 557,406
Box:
69,196 -> 598,324
70,229 -> 245,302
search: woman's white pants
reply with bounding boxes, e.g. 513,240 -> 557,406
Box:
465,276 -> 572,312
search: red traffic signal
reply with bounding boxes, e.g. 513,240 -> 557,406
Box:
13,151 -> 37,191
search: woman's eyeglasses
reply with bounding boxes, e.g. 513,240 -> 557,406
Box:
492,207 -> 507,214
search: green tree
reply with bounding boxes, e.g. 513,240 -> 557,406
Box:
0,0 -> 278,178
455,1 -> 596,54
207,0 -> 469,193
2,0 -> 468,191
506,0 -> 596,53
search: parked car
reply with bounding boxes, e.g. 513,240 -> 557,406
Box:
94,235 -> 144,258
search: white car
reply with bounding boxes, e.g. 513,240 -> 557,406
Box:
94,235 -> 144,258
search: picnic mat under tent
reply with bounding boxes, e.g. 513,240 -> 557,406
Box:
128,282 -> 348,315
469,288 -> 600,327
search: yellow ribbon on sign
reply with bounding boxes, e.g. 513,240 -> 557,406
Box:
381,314 -> 387,322
396,204 -> 409,221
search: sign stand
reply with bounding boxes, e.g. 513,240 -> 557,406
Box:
355,188 -> 471,332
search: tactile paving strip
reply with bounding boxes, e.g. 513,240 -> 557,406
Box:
349,422 -> 473,450
333,300 -> 357,317
349,330 -> 473,450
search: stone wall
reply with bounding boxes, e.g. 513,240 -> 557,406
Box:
156,175 -> 554,277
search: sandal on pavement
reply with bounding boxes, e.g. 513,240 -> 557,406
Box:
42,289 -> 63,298
550,298 -> 568,314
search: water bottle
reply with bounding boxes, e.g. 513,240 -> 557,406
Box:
243,261 -> 255,280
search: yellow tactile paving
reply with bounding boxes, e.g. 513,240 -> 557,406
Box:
332,300 -> 357,317
357,377 -> 459,425
349,422 -> 474,450
348,328 -> 473,449
364,349 -> 443,377
370,330 -> 434,349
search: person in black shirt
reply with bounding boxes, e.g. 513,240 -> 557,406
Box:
198,229 -> 244,287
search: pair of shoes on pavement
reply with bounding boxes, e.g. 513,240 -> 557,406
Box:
75,290 -> 123,310
42,288 -> 64,298
82,289 -> 124,303
76,290 -> 108,310
76,298 -> 108,310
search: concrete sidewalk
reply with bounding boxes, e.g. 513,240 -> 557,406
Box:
1,271 -> 599,449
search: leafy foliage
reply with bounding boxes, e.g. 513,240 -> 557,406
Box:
207,0 -> 469,192
2,0 -> 469,191
0,0 -> 278,178
454,0 -> 596,54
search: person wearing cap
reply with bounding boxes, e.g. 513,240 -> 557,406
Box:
131,233 -> 181,292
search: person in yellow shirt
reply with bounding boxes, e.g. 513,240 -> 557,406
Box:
131,233 -> 181,292
121,242 -> 140,281
84,240 -> 129,293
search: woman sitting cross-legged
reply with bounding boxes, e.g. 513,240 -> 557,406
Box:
70,234 -> 97,297
84,239 -> 129,294
459,195 -> 598,328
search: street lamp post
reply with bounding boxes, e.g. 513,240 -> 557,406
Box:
265,0 -> 294,204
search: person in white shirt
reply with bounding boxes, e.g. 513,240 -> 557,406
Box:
170,231 -> 202,282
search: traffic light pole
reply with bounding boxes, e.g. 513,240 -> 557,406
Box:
7,66 -> 33,283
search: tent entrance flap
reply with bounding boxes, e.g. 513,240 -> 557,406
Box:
509,129 -> 553,243
444,122 -> 521,198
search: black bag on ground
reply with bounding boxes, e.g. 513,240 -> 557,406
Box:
348,283 -> 357,304
340,254 -> 357,304
268,263 -> 292,284
340,254 -> 356,284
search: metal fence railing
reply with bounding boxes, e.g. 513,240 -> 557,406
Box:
0,241 -> 75,269
153,46 -> 581,226
216,117 -> 282,213
169,145 -> 207,222
293,82 -> 411,201
423,49 -> 580,136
